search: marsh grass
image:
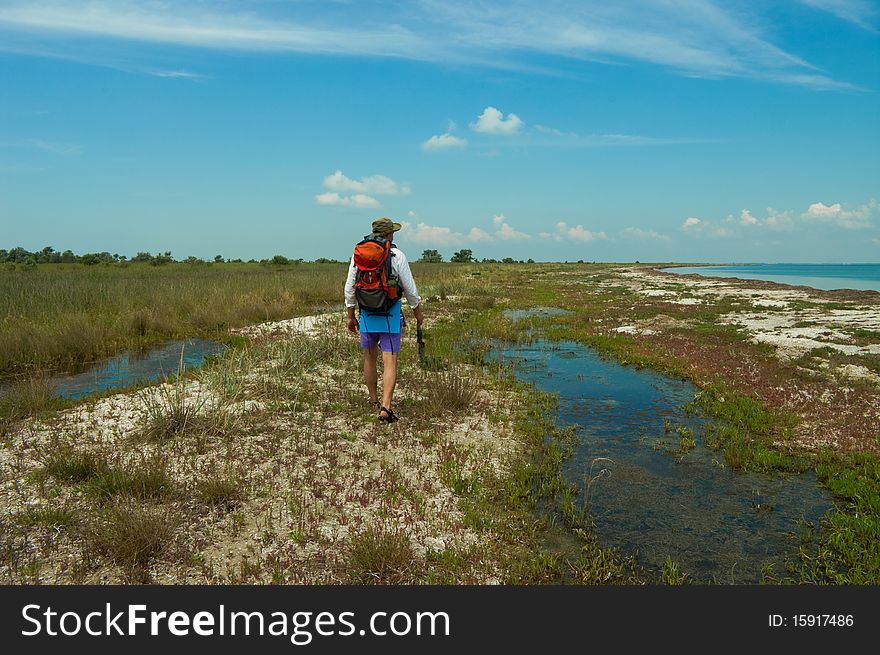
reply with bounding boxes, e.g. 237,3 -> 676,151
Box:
347,525 -> 420,584
660,556 -> 688,585
87,500 -> 176,580
799,451 -> 880,584
0,374 -> 59,435
0,262 -> 354,375
693,385 -> 805,475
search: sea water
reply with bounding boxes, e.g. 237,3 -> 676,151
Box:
661,263 -> 880,292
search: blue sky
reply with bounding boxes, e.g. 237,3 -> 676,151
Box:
1,1 -> 878,262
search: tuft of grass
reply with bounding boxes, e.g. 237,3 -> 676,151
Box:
39,444 -> 108,482
87,500 -> 176,579
660,556 -> 688,585
676,425 -> 696,451
14,506 -> 77,531
138,374 -> 238,446
85,456 -> 174,501
347,526 -> 420,584
195,476 -> 241,510
416,370 -> 478,416
505,550 -> 563,583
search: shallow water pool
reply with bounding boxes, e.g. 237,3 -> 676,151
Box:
493,339 -> 833,583
51,338 -> 227,400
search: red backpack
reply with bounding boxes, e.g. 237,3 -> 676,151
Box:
353,235 -> 401,312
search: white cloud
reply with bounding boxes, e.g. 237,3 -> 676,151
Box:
491,214 -> 530,240
408,222 -> 462,246
422,133 -> 468,151
316,169 -> 409,208
496,222 -> 531,241
802,200 -> 876,230
740,208 -> 759,225
402,221 -> 498,245
467,227 -> 494,242
622,227 -> 671,241
765,208 -> 794,231
322,169 -> 410,196
471,107 -> 524,135
314,192 -> 380,208
540,222 -> 605,242
680,216 -> 731,237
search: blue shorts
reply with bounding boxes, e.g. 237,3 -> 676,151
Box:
360,331 -> 402,353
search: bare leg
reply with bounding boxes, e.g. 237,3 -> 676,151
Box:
363,347 -> 379,406
381,350 -> 398,412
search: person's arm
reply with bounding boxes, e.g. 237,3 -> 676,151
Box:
344,257 -> 359,333
393,249 -> 423,325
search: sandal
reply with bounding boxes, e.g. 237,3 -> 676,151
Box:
378,406 -> 399,423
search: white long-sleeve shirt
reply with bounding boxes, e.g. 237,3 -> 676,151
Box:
344,245 -> 421,309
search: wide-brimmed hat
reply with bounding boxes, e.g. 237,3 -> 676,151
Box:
371,217 -> 402,235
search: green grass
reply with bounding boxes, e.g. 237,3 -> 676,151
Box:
84,457 -> 175,501
195,476 -> 241,510
347,526 -> 419,584
798,451 -> 880,584
691,384 -> 806,475
39,444 -> 109,482
0,261 -> 479,377
14,506 -> 77,531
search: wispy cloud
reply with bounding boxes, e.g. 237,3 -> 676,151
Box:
680,216 -> 732,238
322,170 -> 410,196
681,199 -> 877,237
525,128 -> 720,148
0,1 -> 859,89
422,133 -> 468,151
314,192 -> 379,208
622,227 -> 671,241
408,222 -> 463,246
540,222 -> 606,242
150,69 -> 205,80
798,0 -> 878,30
1,138 -> 82,155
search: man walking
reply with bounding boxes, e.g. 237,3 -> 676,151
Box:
345,217 -> 423,422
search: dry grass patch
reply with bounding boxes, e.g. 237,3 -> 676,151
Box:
86,500 -> 177,581
346,525 -> 421,584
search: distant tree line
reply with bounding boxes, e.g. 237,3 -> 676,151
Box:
417,249 -> 535,264
3,244 -> 548,268
0,246 -> 345,267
